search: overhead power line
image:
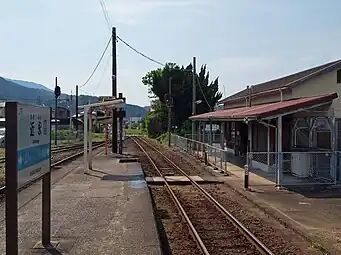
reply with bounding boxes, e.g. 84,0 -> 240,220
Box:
116,36 -> 165,66
99,0 -> 165,66
98,0 -> 212,111
99,0 -> 111,30
94,53 -> 111,94
80,36 -> 112,88
196,75 -> 212,111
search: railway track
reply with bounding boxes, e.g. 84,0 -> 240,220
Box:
0,141 -> 104,164
0,141 -> 107,193
131,136 -> 274,255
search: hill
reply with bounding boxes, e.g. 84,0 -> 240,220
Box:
6,78 -> 53,92
0,77 -> 147,117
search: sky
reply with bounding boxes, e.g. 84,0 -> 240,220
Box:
1,0 -> 341,107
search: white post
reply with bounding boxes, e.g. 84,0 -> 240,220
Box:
69,107 -> 72,131
220,122 -> 225,150
89,107 -> 93,170
248,122 -> 252,168
84,106 -> 89,172
267,120 -> 270,166
277,116 -> 283,187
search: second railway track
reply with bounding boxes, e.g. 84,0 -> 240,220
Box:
0,141 -> 104,164
131,136 -> 274,255
0,141 -> 107,193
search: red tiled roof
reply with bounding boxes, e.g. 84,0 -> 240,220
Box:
190,93 -> 337,121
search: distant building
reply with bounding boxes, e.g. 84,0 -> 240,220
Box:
0,102 -> 5,118
52,106 -> 71,129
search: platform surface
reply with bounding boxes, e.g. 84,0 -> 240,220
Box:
0,151 -> 161,254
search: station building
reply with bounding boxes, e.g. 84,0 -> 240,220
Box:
190,59 -> 341,185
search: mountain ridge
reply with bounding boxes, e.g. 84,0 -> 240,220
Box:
0,77 -> 148,117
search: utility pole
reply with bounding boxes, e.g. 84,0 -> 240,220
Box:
75,85 -> 79,138
167,77 -> 172,147
118,93 -> 124,154
69,90 -> 73,131
192,57 -> 196,141
112,26 -> 118,153
54,77 -> 61,146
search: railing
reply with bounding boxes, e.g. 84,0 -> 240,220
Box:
184,133 -> 222,144
172,134 -> 340,186
172,134 -> 235,173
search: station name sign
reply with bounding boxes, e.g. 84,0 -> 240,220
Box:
7,102 -> 51,189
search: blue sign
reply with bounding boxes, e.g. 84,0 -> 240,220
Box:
17,143 -> 50,171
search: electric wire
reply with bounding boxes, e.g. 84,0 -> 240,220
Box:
99,0 -> 112,31
94,53 -> 111,94
99,0 -> 213,112
99,0 -> 165,66
80,36 -> 112,88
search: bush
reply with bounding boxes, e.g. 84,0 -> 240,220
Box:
51,130 -> 76,141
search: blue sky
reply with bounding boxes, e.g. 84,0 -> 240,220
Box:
1,0 -> 341,107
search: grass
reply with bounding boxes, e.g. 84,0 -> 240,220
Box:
125,128 -> 147,136
91,133 -> 105,141
156,133 -> 170,145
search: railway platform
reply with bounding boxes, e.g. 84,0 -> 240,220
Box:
0,149 -> 161,254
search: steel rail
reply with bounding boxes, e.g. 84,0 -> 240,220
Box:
0,141 -> 105,163
131,136 -> 210,255
0,141 -> 107,194
135,136 -> 274,255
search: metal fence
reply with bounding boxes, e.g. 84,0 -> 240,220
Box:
248,151 -> 338,186
184,133 -> 222,144
172,134 -> 340,187
172,134 -> 236,173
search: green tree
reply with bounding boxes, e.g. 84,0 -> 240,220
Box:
142,62 -> 222,133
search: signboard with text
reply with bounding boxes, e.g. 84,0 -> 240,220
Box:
17,103 -> 51,188
5,102 -> 52,254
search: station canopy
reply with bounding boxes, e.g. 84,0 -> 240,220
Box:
189,93 -> 337,121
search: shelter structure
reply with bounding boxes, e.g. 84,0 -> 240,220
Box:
190,59 -> 341,185
78,98 -> 125,172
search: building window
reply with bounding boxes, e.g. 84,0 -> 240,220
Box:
337,69 -> 341,83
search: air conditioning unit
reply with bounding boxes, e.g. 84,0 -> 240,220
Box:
291,153 -> 310,178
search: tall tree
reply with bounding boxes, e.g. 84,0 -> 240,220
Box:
142,62 -> 222,133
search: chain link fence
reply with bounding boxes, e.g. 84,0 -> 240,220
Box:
248,151 -> 337,186
172,134 -> 340,187
172,134 -> 236,173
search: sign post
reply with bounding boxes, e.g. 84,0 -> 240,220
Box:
5,102 -> 51,254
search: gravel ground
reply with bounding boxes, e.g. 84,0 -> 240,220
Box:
172,185 -> 261,255
151,186 -> 201,255
131,137 -> 264,254
127,136 -> 322,255
51,148 -> 84,164
128,137 -> 205,177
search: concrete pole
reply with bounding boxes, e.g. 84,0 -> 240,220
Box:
191,57 -> 196,140
167,77 -> 172,147
89,107 -> 93,170
83,106 -> 88,172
